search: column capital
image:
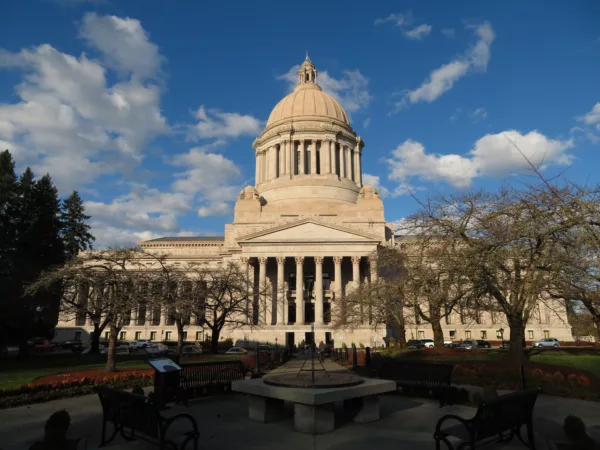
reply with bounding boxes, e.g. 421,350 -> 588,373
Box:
333,256 -> 343,265
351,256 -> 361,265
295,256 -> 304,265
258,256 -> 267,265
240,257 -> 249,264
314,256 -> 324,265
276,256 -> 285,265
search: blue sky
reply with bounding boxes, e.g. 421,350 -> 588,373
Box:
1,0 -> 599,246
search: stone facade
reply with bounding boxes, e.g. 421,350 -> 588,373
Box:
54,53 -> 574,347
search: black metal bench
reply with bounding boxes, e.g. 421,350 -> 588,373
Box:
96,386 -> 199,450
434,388 -> 541,450
177,360 -> 246,402
378,360 -> 455,406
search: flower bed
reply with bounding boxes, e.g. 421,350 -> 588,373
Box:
0,370 -> 154,409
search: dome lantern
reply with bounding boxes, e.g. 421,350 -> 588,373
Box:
297,50 -> 317,86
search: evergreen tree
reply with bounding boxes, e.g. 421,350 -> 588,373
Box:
0,150 -> 18,344
60,191 -> 95,260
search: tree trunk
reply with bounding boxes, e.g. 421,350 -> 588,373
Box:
176,320 -> 184,356
90,324 -> 102,354
105,324 -> 119,373
431,319 -> 445,348
210,329 -> 220,354
508,316 -> 526,361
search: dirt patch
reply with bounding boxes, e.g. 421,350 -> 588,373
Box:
32,367 -> 153,386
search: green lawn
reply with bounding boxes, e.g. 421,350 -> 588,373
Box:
529,351 -> 600,378
0,353 -> 240,390
377,348 -> 600,378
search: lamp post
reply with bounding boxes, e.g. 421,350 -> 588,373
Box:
498,328 -> 504,345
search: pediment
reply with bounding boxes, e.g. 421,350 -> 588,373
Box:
237,219 -> 381,244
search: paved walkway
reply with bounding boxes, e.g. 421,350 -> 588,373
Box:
1,357 -> 599,449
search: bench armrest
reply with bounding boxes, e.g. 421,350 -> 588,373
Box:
163,413 -> 199,435
435,414 -> 473,436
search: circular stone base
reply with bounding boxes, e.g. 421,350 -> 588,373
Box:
263,372 -> 364,389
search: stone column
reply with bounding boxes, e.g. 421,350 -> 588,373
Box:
295,256 -> 304,325
241,257 -> 252,324
310,140 -> 317,174
255,151 -> 260,185
288,138 -> 294,177
315,257 -> 324,325
369,257 -> 377,282
280,142 -> 287,176
270,146 -> 278,180
322,140 -> 330,173
298,140 -> 305,175
260,151 -> 265,183
354,148 -> 361,186
331,142 -> 337,175
333,256 -> 343,323
276,257 -> 285,325
160,306 -> 167,326
352,256 -> 361,289
346,146 -> 353,181
130,306 -> 137,326
258,257 -> 267,325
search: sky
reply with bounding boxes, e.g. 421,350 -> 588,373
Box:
1,0 -> 599,247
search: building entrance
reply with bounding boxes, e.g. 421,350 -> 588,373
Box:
286,332 -> 295,352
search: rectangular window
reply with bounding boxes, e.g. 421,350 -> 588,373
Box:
497,330 -> 503,339
418,331 -> 425,339
528,330 -> 534,340
276,146 -> 280,178
491,312 -> 497,324
150,331 -> 157,341
104,332 -> 110,340
481,330 -> 487,339
75,309 -> 86,326
135,331 -> 142,340
295,149 -> 300,175
182,331 -> 187,341
449,330 -> 456,338
460,307 -> 466,324
465,330 -> 471,339
543,330 -> 550,339
323,273 -> 331,290
306,150 -> 311,174
74,331 -> 82,341
415,307 -> 421,325
335,146 -> 341,176
196,331 -> 203,341
350,149 -> 355,180
165,331 -> 172,341
119,331 -> 126,340
316,148 -> 321,175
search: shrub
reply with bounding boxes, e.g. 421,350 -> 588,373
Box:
342,342 -> 347,349
359,343 -> 365,349
552,371 -> 566,384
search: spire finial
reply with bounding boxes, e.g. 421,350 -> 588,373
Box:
305,50 -> 310,61
297,51 -> 317,86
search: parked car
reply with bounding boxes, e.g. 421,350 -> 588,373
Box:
55,340 -> 85,352
146,343 -> 169,355
225,347 -> 248,354
257,345 -> 272,354
28,338 -> 56,352
181,345 -> 202,355
420,339 -> 434,348
533,338 -> 560,348
134,339 -> 152,349
443,340 -> 453,347
117,341 -> 135,349
459,339 -> 479,350
0,344 -> 19,358
406,339 -> 423,349
101,346 -> 130,355
476,340 -> 491,349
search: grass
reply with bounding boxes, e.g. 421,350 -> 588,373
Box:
528,351 -> 600,378
0,353 -> 240,390
377,348 -> 600,378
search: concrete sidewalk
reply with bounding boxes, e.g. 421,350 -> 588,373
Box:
1,361 -> 599,449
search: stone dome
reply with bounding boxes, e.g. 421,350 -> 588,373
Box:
266,84 -> 349,127
265,51 -> 350,129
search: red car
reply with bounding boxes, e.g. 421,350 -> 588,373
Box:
28,338 -> 56,352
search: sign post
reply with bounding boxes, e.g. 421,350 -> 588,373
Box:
148,358 -> 183,409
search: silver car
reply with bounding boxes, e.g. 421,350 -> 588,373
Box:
533,338 -> 560,348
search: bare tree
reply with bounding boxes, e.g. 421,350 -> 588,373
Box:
334,247 -> 410,347
404,186 -> 575,358
190,261 -> 264,353
401,239 -> 473,347
28,247 -> 151,372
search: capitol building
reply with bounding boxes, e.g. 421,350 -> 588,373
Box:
55,54 -> 574,348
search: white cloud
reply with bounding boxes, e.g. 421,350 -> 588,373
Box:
469,107 -> 488,122
441,28 -> 456,38
189,106 -> 262,140
362,173 -> 390,197
79,13 -> 164,81
387,130 -> 574,190
374,11 -> 432,40
91,224 -> 163,248
0,14 -> 168,192
277,65 -> 371,115
405,24 -> 432,40
578,102 -> 600,129
394,22 -> 495,110
363,118 -> 371,129
172,144 -> 243,217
